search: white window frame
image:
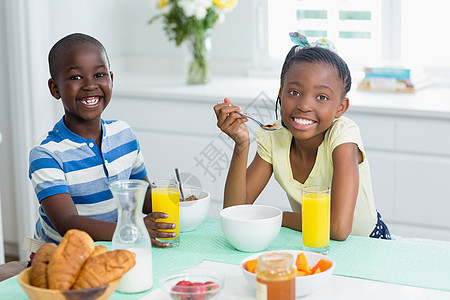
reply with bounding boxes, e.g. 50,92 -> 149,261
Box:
252,0 -> 402,75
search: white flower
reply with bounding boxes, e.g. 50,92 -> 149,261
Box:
179,0 -> 213,20
217,11 -> 226,23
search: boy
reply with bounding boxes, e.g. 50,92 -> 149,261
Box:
28,33 -> 175,247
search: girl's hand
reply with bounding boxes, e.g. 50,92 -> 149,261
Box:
214,97 -> 250,146
143,212 -> 176,248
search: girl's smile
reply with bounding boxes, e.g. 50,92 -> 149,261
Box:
292,117 -> 316,128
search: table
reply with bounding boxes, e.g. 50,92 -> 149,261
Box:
143,260 -> 450,300
1,218 -> 450,299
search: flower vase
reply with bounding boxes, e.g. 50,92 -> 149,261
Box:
186,30 -> 211,85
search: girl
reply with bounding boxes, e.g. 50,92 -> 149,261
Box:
214,32 -> 390,241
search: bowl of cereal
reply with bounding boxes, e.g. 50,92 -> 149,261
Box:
179,187 -> 210,232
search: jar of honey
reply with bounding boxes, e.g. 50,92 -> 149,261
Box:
256,252 -> 296,300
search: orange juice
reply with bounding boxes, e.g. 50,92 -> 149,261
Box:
152,184 -> 180,245
302,188 -> 330,251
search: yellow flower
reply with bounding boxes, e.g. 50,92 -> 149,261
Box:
158,0 -> 168,9
213,0 -> 237,12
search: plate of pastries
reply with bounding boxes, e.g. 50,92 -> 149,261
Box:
17,229 -> 136,300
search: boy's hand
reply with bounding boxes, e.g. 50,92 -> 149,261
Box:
143,212 -> 176,248
214,97 -> 250,146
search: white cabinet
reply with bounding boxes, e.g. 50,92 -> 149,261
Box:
346,111 -> 450,240
396,118 -> 450,155
395,155 -> 450,228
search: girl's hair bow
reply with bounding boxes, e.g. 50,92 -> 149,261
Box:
289,32 -> 337,54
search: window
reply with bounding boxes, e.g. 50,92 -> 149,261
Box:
401,1 -> 450,68
256,0 -> 450,79
266,0 -> 382,65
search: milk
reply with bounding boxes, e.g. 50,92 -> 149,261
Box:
116,248 -> 153,293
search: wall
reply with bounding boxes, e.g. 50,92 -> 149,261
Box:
0,0 -> 13,261
0,0 -> 19,257
46,0 -> 254,74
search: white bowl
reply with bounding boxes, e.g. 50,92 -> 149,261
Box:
179,187 -> 210,232
220,205 -> 282,252
240,250 -> 335,297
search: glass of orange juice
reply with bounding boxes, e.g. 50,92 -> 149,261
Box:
151,179 -> 180,247
301,185 -> 330,255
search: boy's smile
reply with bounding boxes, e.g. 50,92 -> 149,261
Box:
48,42 -> 113,134
80,96 -> 100,106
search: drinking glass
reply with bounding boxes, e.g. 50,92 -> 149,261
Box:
151,179 -> 180,247
301,185 -> 330,255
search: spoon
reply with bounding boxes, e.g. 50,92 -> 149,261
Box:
175,168 -> 185,201
236,111 -> 282,131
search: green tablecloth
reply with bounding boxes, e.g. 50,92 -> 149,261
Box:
1,217 -> 450,299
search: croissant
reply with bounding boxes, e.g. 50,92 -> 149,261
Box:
29,243 -> 58,288
47,229 -> 95,290
72,250 -> 136,289
91,245 -> 108,257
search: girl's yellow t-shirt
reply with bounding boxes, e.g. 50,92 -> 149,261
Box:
256,116 -> 377,237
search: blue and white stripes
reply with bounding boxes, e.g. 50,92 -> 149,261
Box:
29,117 -> 147,243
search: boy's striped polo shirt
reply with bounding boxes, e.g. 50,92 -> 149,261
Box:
29,117 -> 147,243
